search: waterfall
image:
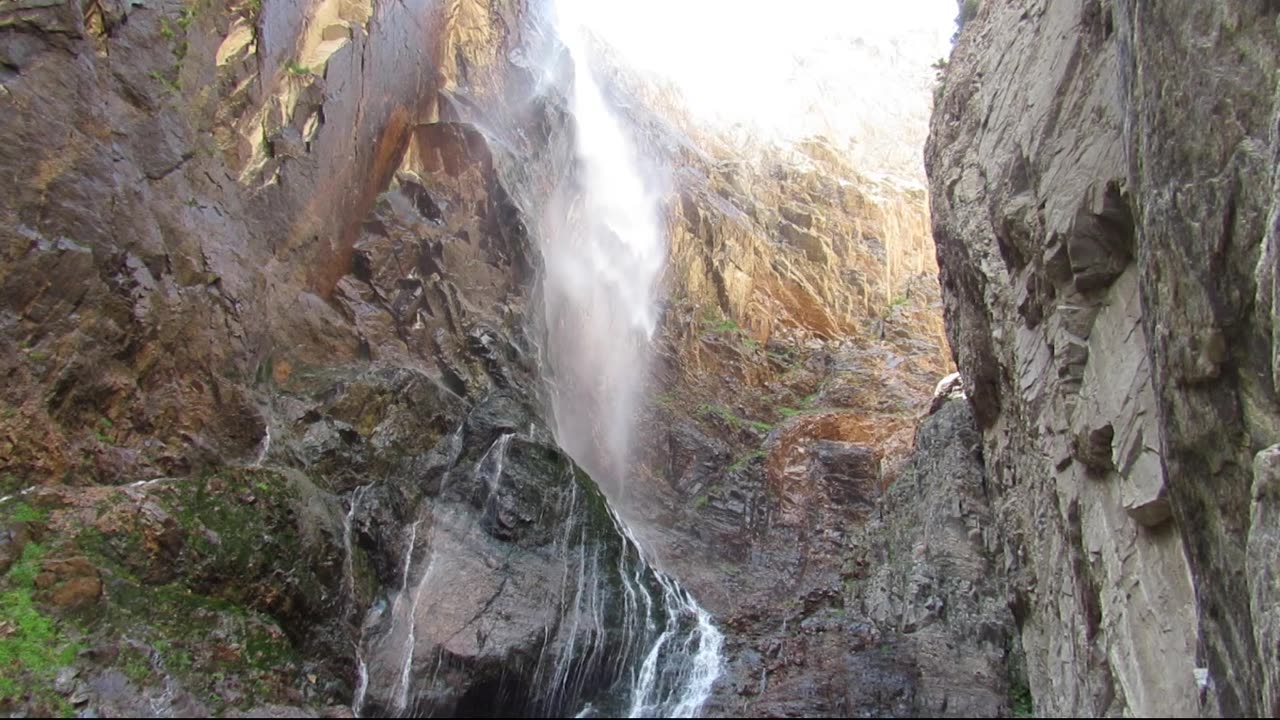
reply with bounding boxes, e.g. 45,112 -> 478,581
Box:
346,2 -> 723,714
532,2 -> 725,716
539,0 -> 666,493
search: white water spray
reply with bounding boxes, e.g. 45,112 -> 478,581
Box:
534,2 -> 724,716
541,0 -> 667,492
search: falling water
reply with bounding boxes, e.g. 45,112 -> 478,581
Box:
532,2 -> 726,716
390,519 -> 423,714
345,485 -> 371,718
539,0 -> 666,492
378,433 -> 519,715
348,2 -> 723,714
251,422 -> 272,468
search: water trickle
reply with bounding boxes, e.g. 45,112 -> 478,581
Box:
345,485 -> 370,717
389,519 -> 424,714
251,422 -> 272,468
477,433 -> 515,502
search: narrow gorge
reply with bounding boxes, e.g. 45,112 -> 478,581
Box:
0,0 -> 1277,718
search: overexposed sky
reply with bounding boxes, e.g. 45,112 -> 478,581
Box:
562,0 -> 958,180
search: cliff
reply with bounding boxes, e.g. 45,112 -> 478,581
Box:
0,0 -> 693,714
19,0 -> 1271,717
927,0 -> 1280,715
0,0 -> 979,716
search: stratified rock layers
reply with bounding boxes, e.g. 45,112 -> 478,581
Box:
927,1 -> 1280,716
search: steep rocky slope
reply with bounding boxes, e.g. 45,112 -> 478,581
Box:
928,0 -> 1280,716
577,61 -> 1020,717
0,0 -> 1025,717
0,0 -> 687,714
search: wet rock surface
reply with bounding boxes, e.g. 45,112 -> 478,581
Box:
0,0 -> 616,714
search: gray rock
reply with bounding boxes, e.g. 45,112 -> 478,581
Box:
928,0 -> 1280,715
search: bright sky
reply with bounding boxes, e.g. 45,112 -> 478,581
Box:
563,0 -> 958,180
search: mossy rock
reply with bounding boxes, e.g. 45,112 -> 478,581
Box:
0,470 -> 354,716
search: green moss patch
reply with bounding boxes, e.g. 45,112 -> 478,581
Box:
0,543 -> 81,717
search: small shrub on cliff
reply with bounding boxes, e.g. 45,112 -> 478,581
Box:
953,0 -> 981,44
728,450 -> 766,472
7,503 -> 44,524
1009,675 -> 1033,717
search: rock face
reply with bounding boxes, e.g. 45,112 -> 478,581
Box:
0,0 -> 697,714
703,399 -> 1016,718
570,68 -> 1022,715
0,0 -> 1025,717
928,0 -> 1280,716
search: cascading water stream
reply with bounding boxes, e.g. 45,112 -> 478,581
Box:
540,0 -> 666,493
534,1 -> 725,716
345,485 -> 371,717
346,2 -> 722,714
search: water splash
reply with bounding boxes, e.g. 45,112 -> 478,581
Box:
251,416 -> 272,468
609,510 -> 724,719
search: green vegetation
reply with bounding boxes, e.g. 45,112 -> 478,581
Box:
691,494 -> 709,510
700,306 -> 761,350
653,392 -> 678,410
961,0 -> 981,25
94,417 -> 115,444
7,503 -> 45,525
0,470 -> 327,715
701,404 -> 742,425
177,7 -> 196,32
0,475 -> 20,496
285,60 -> 312,77
1010,676 -> 1033,717
149,69 -> 182,94
708,317 -> 740,334
728,450 -> 767,472
119,644 -> 153,685
0,543 -> 81,716
700,305 -> 736,333
700,404 -> 772,434
69,472 -> 313,712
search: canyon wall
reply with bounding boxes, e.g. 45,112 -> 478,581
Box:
928,0 -> 1280,715
0,0 -> 673,714
0,0 -> 1032,717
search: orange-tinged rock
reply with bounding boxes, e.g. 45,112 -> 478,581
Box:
35,556 -> 102,609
